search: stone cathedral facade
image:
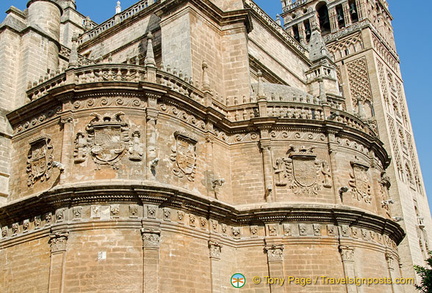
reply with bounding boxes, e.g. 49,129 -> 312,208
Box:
0,0 -> 430,292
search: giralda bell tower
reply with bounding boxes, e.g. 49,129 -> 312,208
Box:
281,0 -> 432,279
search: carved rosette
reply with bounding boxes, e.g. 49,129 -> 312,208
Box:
27,137 -> 54,186
273,146 -> 332,195
50,232 -> 69,253
170,131 -> 197,181
349,161 -> 372,204
265,244 -> 284,262
208,241 -> 222,259
73,112 -> 143,168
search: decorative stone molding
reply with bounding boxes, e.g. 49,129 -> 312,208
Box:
265,244 -> 284,262
111,205 -> 120,218
15,107 -> 62,134
162,208 -> 171,221
200,217 -> 207,230
250,225 -> 259,237
1,226 -> 7,238
299,224 -> 308,236
22,220 -> 30,233
283,224 -> 292,236
313,224 -> 322,236
129,205 -> 139,218
146,205 -> 157,219
189,214 -> 196,227
72,207 -> 82,220
267,224 -> 277,236
232,227 -> 241,238
72,94 -> 147,111
34,216 -> 42,229
50,232 -> 69,253
26,137 -> 54,186
211,220 -> 218,233
56,209 -> 66,223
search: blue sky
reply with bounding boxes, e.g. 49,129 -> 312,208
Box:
1,0 -> 431,214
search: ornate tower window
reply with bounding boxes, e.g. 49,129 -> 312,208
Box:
304,19 -> 311,42
349,0 -> 359,23
317,2 -> 331,34
292,24 -> 300,42
336,5 -> 345,28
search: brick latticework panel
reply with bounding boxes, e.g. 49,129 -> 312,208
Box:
347,57 -> 373,106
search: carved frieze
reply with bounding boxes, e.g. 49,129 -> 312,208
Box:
73,112 -> 143,168
273,146 -> 332,195
349,161 -> 372,204
27,137 -> 54,186
170,131 -> 197,181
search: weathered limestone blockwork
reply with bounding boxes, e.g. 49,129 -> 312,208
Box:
0,0 -> 429,292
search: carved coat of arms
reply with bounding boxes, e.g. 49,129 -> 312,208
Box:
170,131 -> 197,181
349,162 -> 372,203
27,137 -> 54,186
73,112 -> 143,168
273,146 -> 332,195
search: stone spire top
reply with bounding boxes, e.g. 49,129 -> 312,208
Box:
308,21 -> 332,63
116,1 -> 122,14
144,32 -> 156,67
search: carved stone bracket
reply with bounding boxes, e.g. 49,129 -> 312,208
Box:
339,245 -> 355,263
208,240 -> 222,259
141,228 -> 161,249
265,244 -> 284,262
50,232 -> 69,253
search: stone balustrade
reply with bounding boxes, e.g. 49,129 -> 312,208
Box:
245,0 -> 307,55
26,63 -> 374,135
78,0 -> 157,44
283,0 -> 309,13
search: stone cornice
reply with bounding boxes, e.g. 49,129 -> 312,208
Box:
0,181 -> 405,244
156,0 -> 252,33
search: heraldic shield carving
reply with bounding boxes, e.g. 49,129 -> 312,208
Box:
27,137 -> 54,186
273,146 -> 332,195
349,161 -> 372,204
73,112 -> 143,168
170,131 -> 197,181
